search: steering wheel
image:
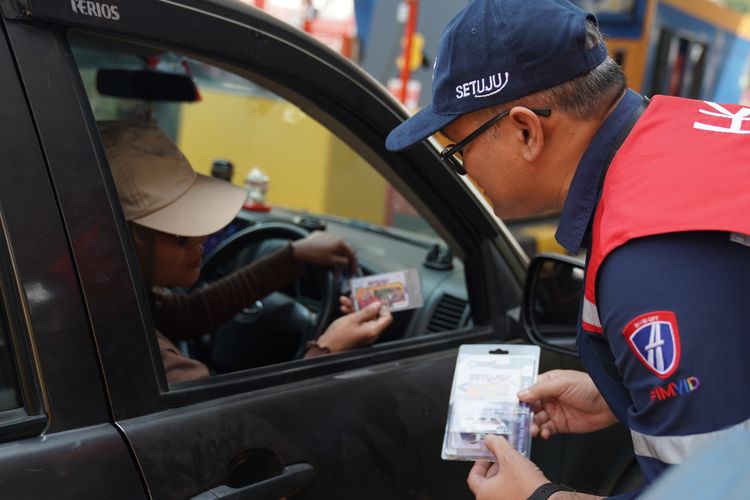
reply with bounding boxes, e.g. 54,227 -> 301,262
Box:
194,222 -> 338,372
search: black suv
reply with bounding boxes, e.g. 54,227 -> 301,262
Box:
0,1 -> 637,498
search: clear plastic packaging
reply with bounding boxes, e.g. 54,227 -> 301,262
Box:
441,344 -> 540,461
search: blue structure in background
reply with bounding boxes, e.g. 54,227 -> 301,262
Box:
354,0 -> 376,57
355,1 -> 750,109
648,2 -> 750,103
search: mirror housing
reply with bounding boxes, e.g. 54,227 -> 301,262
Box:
97,69 -> 200,101
522,253 -> 584,356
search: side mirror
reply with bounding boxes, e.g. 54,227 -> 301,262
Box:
97,69 -> 200,102
522,253 -> 584,356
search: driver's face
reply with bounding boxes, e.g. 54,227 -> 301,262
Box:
152,232 -> 207,288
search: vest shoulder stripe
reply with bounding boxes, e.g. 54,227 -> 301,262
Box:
582,297 -> 602,333
631,417 -> 750,465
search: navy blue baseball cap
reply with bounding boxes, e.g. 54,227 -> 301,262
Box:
385,0 -> 607,152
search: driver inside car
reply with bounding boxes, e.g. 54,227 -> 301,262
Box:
98,120 -> 393,383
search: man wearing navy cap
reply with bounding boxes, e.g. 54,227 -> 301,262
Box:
387,0 -> 750,499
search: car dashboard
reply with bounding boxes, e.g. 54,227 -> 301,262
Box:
231,206 -> 473,342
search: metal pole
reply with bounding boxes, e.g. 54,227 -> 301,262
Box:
399,0 -> 419,104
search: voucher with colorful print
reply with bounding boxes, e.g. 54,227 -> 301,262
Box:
350,268 -> 423,312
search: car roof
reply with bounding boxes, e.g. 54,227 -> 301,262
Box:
1,0 -> 524,263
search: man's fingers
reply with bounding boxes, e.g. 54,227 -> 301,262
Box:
467,460 -> 491,492
531,410 -> 550,437
483,434 -> 513,460
470,460 -> 492,476
518,370 -> 570,402
530,422 -> 541,438
537,419 -> 558,439
525,399 -> 544,414
533,409 -> 550,426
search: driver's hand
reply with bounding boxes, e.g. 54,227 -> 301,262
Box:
291,231 -> 357,271
339,295 -> 355,314
316,300 -> 392,353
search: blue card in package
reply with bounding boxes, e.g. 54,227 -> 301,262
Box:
441,344 -> 540,461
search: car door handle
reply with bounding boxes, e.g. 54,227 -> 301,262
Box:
190,463 -> 315,500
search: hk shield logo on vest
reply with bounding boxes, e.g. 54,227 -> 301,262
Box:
623,311 -> 681,379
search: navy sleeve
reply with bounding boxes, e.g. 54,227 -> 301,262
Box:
595,231 -> 750,481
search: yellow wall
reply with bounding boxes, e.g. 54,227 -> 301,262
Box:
175,88 -> 387,224
518,224 -> 567,254
608,38 -> 651,92
325,137 -> 388,225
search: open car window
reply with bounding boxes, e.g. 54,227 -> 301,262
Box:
68,31 -> 471,385
72,32 -> 437,238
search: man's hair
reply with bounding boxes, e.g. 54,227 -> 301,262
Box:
475,19 -> 626,125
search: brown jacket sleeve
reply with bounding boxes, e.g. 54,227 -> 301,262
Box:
157,331 -> 210,383
303,341 -> 332,359
156,244 -> 304,341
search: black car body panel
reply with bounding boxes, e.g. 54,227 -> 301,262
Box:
0,0 -> 636,498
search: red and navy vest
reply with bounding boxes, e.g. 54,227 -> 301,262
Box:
582,95 -> 750,333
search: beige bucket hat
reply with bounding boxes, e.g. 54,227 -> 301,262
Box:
98,120 -> 246,237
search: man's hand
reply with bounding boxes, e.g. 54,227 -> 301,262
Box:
467,435 -> 548,500
468,435 -> 604,500
316,301 -> 392,353
519,370 -> 617,439
291,231 -> 357,271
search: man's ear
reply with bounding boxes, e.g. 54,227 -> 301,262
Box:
508,107 -> 544,161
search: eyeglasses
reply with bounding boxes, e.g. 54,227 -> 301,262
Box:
439,107 -> 551,175
155,230 -> 191,248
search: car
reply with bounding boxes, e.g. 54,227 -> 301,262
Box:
0,1 -> 640,498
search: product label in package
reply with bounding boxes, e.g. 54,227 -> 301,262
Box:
441,344 -> 540,461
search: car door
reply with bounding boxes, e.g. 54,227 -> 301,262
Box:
0,13 -> 146,499
3,0 -> 637,498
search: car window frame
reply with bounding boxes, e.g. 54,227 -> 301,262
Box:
0,16 -> 117,438
5,1 -> 525,415
0,229 -> 46,440
8,0 -> 504,253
